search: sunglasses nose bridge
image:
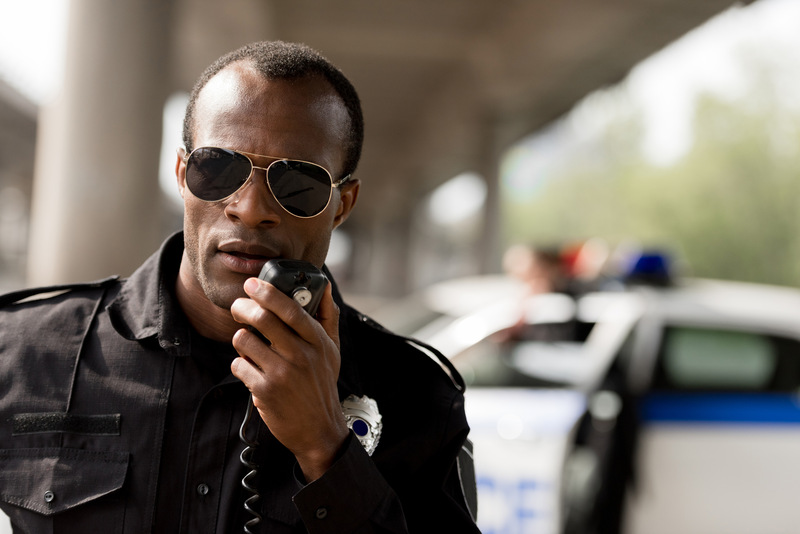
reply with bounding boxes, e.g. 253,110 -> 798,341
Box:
225,167 -> 285,225
250,163 -> 270,179
246,164 -> 272,197
219,161 -> 267,204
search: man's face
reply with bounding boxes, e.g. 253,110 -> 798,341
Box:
176,62 -> 358,309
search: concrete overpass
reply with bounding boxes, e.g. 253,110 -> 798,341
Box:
8,0 -> 751,297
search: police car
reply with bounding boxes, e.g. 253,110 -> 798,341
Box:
375,260 -> 800,534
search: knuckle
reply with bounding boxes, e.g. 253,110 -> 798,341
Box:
263,283 -> 284,300
283,305 -> 306,326
230,297 -> 249,318
249,304 -> 268,326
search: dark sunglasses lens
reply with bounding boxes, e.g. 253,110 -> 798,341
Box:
268,160 -> 332,217
186,148 -> 252,201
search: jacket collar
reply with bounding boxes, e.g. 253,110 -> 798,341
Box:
107,232 -> 191,356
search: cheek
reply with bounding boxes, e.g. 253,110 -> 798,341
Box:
299,217 -> 336,266
184,197 -> 217,229
182,199 -> 221,254
182,201 -> 201,241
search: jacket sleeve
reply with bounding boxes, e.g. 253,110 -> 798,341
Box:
292,416 -> 480,534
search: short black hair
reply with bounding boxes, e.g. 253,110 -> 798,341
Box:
182,41 -> 364,180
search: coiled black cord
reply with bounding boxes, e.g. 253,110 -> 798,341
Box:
239,394 -> 262,533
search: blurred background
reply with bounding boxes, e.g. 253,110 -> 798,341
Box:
3,1 -> 800,533
3,0 -> 799,298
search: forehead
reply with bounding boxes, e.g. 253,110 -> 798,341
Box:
192,62 -> 349,166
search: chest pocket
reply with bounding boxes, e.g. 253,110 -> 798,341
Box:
0,448 -> 129,534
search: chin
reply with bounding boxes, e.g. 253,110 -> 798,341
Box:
200,277 -> 246,311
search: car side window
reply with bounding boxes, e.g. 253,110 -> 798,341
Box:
653,327 -> 800,391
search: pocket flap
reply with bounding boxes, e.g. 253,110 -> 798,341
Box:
0,448 -> 129,516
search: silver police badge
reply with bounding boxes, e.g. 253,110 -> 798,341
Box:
341,394 -> 382,456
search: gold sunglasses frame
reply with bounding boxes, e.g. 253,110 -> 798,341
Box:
179,146 -> 351,218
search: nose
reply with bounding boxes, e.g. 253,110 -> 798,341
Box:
223,169 -> 283,227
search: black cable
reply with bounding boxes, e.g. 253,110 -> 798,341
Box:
239,394 -> 262,533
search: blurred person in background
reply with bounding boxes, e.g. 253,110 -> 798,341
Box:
499,243 -> 577,342
503,243 -> 569,296
0,41 -> 478,533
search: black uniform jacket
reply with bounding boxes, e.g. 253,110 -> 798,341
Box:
0,233 -> 479,533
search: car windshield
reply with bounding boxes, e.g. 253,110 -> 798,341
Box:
453,331 -> 593,388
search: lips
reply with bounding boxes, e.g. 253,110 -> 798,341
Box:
217,240 -> 277,276
231,251 -> 266,261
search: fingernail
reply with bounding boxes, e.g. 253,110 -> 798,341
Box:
244,277 -> 259,294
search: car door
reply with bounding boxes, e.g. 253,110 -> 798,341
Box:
624,325 -> 800,534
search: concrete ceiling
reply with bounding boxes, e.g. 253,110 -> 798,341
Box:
169,0 -> 751,228
0,0 -> 753,292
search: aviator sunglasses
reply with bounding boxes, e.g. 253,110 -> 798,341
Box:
181,146 -> 351,218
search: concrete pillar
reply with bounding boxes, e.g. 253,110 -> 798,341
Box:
476,115 -> 505,276
28,0 -> 172,285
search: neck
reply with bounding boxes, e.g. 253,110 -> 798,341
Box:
175,252 -> 240,343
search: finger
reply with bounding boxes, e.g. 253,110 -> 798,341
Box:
233,299 -> 309,361
242,276 -> 322,340
230,296 -> 264,327
231,328 -> 299,396
230,294 -> 288,337
230,329 -> 268,385
242,277 -> 285,307
231,325 -> 297,383
232,326 -> 268,364
236,278 -> 296,323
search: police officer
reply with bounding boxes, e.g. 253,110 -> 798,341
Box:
0,41 -> 478,533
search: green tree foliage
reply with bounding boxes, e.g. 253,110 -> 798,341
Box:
502,72 -> 800,287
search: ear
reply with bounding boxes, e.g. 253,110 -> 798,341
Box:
175,148 -> 187,199
332,179 -> 360,229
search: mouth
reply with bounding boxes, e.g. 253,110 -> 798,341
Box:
230,251 -> 267,261
217,241 -> 277,276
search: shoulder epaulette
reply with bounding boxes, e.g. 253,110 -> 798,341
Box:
0,275 -> 120,308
